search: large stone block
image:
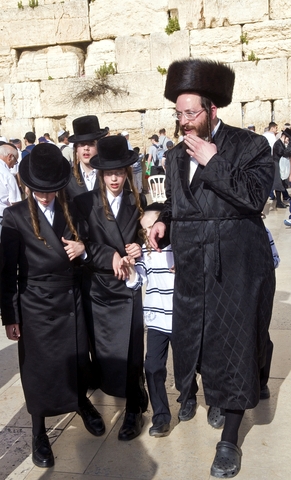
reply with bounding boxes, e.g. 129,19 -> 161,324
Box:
190,25 -> 242,62
101,71 -> 165,112
167,0 -> 206,30
85,40 -> 116,76
15,46 -> 85,82
1,1 -> 90,49
274,99 -> 291,128
270,0 -> 291,20
202,0 -> 268,27
90,0 -> 168,39
232,58 -> 287,103
150,31 -> 190,70
0,87 -> 4,118
242,100 -> 273,134
242,20 -> 291,60
116,36 -> 151,73
39,78 -> 97,117
4,82 -> 42,118
168,0 -> 268,29
0,118 -> 34,143
219,102 -> 243,128
0,48 -> 17,85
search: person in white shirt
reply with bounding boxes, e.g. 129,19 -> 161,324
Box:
262,121 -> 278,153
122,203 -> 197,438
0,143 -> 21,226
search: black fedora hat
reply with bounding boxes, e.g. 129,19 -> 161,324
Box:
282,128 -> 291,139
68,115 -> 108,143
90,135 -> 138,170
19,143 -> 71,193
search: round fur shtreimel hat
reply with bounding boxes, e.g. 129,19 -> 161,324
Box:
68,115 -> 108,143
19,143 -> 72,193
90,135 -> 138,170
164,58 -> 235,108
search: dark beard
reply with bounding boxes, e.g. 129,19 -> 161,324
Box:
181,116 -> 209,140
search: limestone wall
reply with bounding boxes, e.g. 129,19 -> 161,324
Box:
0,0 -> 291,147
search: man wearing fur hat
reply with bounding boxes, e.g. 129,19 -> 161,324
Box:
150,58 -> 275,478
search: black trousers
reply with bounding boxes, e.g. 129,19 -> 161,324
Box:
260,334 -> 273,389
145,329 -> 198,424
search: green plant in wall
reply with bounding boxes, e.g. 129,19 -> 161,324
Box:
29,0 -> 38,8
48,76 -> 53,80
17,1 -> 24,9
69,63 -> 125,105
248,50 -> 260,65
165,17 -> 180,35
157,66 -> 167,76
240,33 -> 249,45
95,62 -> 117,80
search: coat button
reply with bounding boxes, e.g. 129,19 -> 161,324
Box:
68,289 -> 73,294
70,312 -> 74,317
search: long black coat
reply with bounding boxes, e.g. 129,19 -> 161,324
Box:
74,188 -> 145,398
1,199 -> 89,416
272,138 -> 285,191
160,122 -> 275,411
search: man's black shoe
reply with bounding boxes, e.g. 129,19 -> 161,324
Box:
149,422 -> 170,437
78,398 -> 105,436
260,384 -> 270,400
32,433 -> 54,468
178,401 -> 197,422
118,409 -> 144,441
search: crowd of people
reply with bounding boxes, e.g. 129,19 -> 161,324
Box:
0,56 -> 285,478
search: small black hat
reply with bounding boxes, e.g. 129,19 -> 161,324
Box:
68,115 -> 108,143
19,143 -> 71,193
164,58 -> 235,108
90,135 -> 138,170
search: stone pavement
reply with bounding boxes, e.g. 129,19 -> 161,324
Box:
0,198 -> 291,480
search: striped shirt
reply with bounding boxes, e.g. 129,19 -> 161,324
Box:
126,244 -> 174,333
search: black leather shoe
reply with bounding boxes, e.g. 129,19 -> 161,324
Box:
276,202 -> 287,208
78,398 -> 105,436
178,401 -> 197,422
149,422 -> 170,437
260,384 -> 270,399
207,406 -> 225,429
32,433 -> 54,468
118,409 -> 144,441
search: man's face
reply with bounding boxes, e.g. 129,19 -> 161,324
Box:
2,147 -> 18,169
176,93 -> 209,138
270,125 -> 278,134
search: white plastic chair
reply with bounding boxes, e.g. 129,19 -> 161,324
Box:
148,175 -> 166,203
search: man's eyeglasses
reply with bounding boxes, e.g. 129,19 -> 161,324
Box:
9,153 -> 18,163
172,108 -> 205,121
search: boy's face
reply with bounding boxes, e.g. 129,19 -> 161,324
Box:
141,211 -> 159,238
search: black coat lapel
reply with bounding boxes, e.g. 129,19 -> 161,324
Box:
36,200 -> 69,261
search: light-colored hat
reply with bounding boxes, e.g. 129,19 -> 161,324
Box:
121,131 -> 129,137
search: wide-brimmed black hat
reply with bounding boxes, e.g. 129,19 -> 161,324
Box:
68,115 -> 108,143
90,135 -> 138,170
164,58 -> 235,108
282,128 -> 291,139
19,143 -> 71,193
